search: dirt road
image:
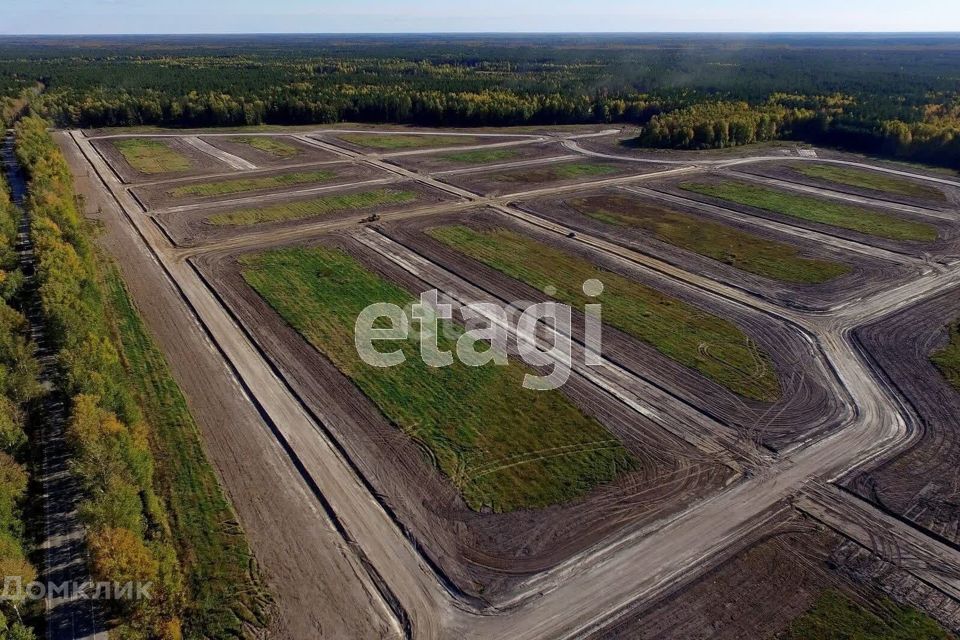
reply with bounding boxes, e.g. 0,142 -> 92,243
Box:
57,132 -> 401,639
63,126 -> 960,639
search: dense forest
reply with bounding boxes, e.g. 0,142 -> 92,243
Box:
1,34 -> 959,166
0,145 -> 40,640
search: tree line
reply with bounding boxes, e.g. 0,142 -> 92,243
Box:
2,37 -> 959,167
0,156 -> 41,640
16,117 -> 185,639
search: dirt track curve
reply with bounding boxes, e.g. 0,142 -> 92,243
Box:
65,127 -> 960,639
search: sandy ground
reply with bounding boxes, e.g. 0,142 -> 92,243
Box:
90,136 -> 238,184
199,134 -> 342,167
131,161 -> 394,211
195,233 -> 730,600
516,187 -> 916,312
380,210 -> 849,451
439,158 -> 671,197
56,132 -> 397,639
590,515 -> 849,639
155,179 -> 457,247
61,124 -> 960,639
734,160 -> 960,210
648,174 -> 960,260
846,286 -> 960,546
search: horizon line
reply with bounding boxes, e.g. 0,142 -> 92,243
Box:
3,31 -> 960,37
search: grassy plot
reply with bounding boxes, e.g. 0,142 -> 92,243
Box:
932,320 -> 960,393
337,133 -> 478,150
114,138 -> 192,174
102,266 -> 271,637
567,194 -> 850,284
442,148 -> 521,164
493,162 -> 619,183
231,136 -> 301,158
209,188 -> 417,226
792,163 -> 947,202
680,181 -> 938,242
240,247 -> 634,512
783,589 -> 954,640
167,170 -> 336,198
428,225 -> 781,401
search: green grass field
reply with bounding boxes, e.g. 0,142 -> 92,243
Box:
240,247 -> 634,512
103,266 -> 271,637
568,195 -> 850,284
167,170 -> 336,198
114,138 -> 192,174
428,225 -> 781,401
495,162 -> 619,183
680,181 -> 938,242
231,136 -> 301,158
337,133 -> 478,150
932,320 -> 960,393
792,163 -> 947,202
783,590 -> 954,640
209,188 -> 417,226
442,148 -> 521,164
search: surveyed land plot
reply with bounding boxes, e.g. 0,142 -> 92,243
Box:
196,234 -> 727,598
391,142 -> 571,173
563,193 -> 850,284
847,289 -> 960,548
209,188 -> 419,226
327,132 -> 489,152
790,162 -> 949,203
678,180 -> 939,243
154,181 -> 452,247
932,319 -> 960,392
427,224 -> 782,402
132,162 -> 391,209
93,136 -> 233,183
240,245 -> 635,513
199,135 -> 340,166
441,160 -> 649,196
114,137 -> 192,173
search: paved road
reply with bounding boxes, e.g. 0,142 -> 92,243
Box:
67,128 -> 960,639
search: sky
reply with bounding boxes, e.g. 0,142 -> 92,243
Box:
4,0 -> 960,35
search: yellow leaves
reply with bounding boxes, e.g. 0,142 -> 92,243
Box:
88,527 -> 159,586
0,451 -> 28,501
0,532 -> 36,605
161,618 -> 183,640
67,394 -> 122,445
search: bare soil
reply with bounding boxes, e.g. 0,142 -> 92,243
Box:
517,187 -> 916,312
734,161 -> 960,210
194,233 -> 732,601
649,173 -> 960,259
386,141 -> 572,173
198,134 -> 341,167
381,209 -> 849,451
56,132 -> 395,639
590,515 -> 848,639
154,180 -> 456,247
315,131 -> 493,154
439,158 -> 667,196
90,136 -> 233,184
846,286 -> 960,546
131,161 -> 392,210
